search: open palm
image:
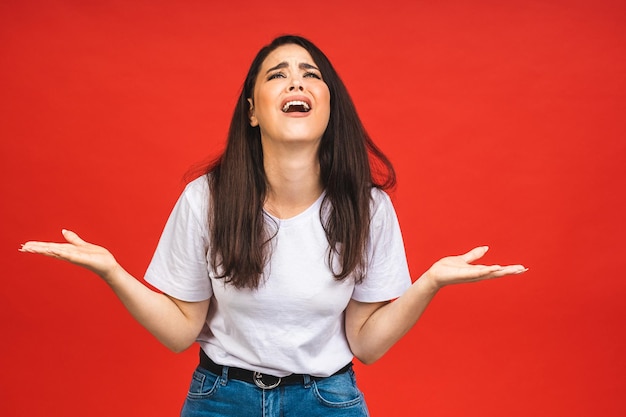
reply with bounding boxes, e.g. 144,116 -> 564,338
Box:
426,246 -> 527,289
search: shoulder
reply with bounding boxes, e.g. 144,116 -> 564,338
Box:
168,175 -> 210,226
178,175 -> 210,209
184,175 -> 209,197
369,187 -> 394,216
367,187 -> 403,236
370,187 -> 391,203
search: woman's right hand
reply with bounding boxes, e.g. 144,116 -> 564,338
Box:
20,229 -> 121,282
21,229 -> 209,352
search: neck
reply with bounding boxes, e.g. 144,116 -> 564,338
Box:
262,142 -> 323,219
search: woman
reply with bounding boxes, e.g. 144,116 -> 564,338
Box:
20,35 -> 526,416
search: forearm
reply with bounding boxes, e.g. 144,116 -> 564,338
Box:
347,246 -> 527,364
103,265 -> 207,353
20,230 -> 208,352
348,274 -> 440,364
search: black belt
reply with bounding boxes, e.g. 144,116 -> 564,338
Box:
199,348 -> 352,389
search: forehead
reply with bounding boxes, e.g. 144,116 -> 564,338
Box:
260,44 -> 317,70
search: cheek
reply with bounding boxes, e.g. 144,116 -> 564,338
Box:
255,87 -> 280,114
323,86 -> 331,107
321,93 -> 331,122
316,86 -> 331,116
252,98 -> 274,126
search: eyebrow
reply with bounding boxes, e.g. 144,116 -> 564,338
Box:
265,62 -> 320,74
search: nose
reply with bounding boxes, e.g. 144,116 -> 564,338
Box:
288,77 -> 304,92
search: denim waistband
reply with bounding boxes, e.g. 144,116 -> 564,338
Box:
198,348 -> 352,389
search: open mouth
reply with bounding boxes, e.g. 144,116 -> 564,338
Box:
282,100 -> 311,113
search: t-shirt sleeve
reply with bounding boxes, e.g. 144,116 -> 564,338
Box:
144,177 -> 212,302
352,189 -> 412,302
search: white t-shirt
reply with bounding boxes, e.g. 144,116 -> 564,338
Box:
145,176 -> 412,377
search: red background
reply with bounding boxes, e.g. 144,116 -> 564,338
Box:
1,1 -> 625,416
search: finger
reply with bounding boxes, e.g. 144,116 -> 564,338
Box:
20,241 -> 55,254
463,264 -> 503,279
473,266 -> 527,281
491,265 -> 528,277
19,241 -> 69,258
460,246 -> 489,264
33,243 -> 92,265
472,264 -> 502,269
20,230 -> 85,254
61,229 -> 88,246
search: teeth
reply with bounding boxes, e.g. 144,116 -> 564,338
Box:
282,100 -> 310,112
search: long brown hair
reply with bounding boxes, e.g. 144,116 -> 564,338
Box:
206,35 -> 395,289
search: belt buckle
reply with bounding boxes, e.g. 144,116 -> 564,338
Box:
253,372 -> 281,389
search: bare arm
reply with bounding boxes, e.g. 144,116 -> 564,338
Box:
345,246 -> 527,364
20,229 -> 209,353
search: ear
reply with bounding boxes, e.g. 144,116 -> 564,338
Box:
247,98 -> 258,127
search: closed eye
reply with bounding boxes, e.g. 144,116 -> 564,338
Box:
304,71 -> 322,80
267,72 -> 286,80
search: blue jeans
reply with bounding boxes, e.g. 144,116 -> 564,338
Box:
180,365 -> 370,417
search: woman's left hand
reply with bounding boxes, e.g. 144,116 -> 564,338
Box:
422,246 -> 527,290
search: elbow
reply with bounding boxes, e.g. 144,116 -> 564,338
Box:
355,356 -> 375,365
354,352 -> 384,365
168,344 -> 190,354
350,344 -> 386,365
161,336 -> 197,354
160,321 -> 205,353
